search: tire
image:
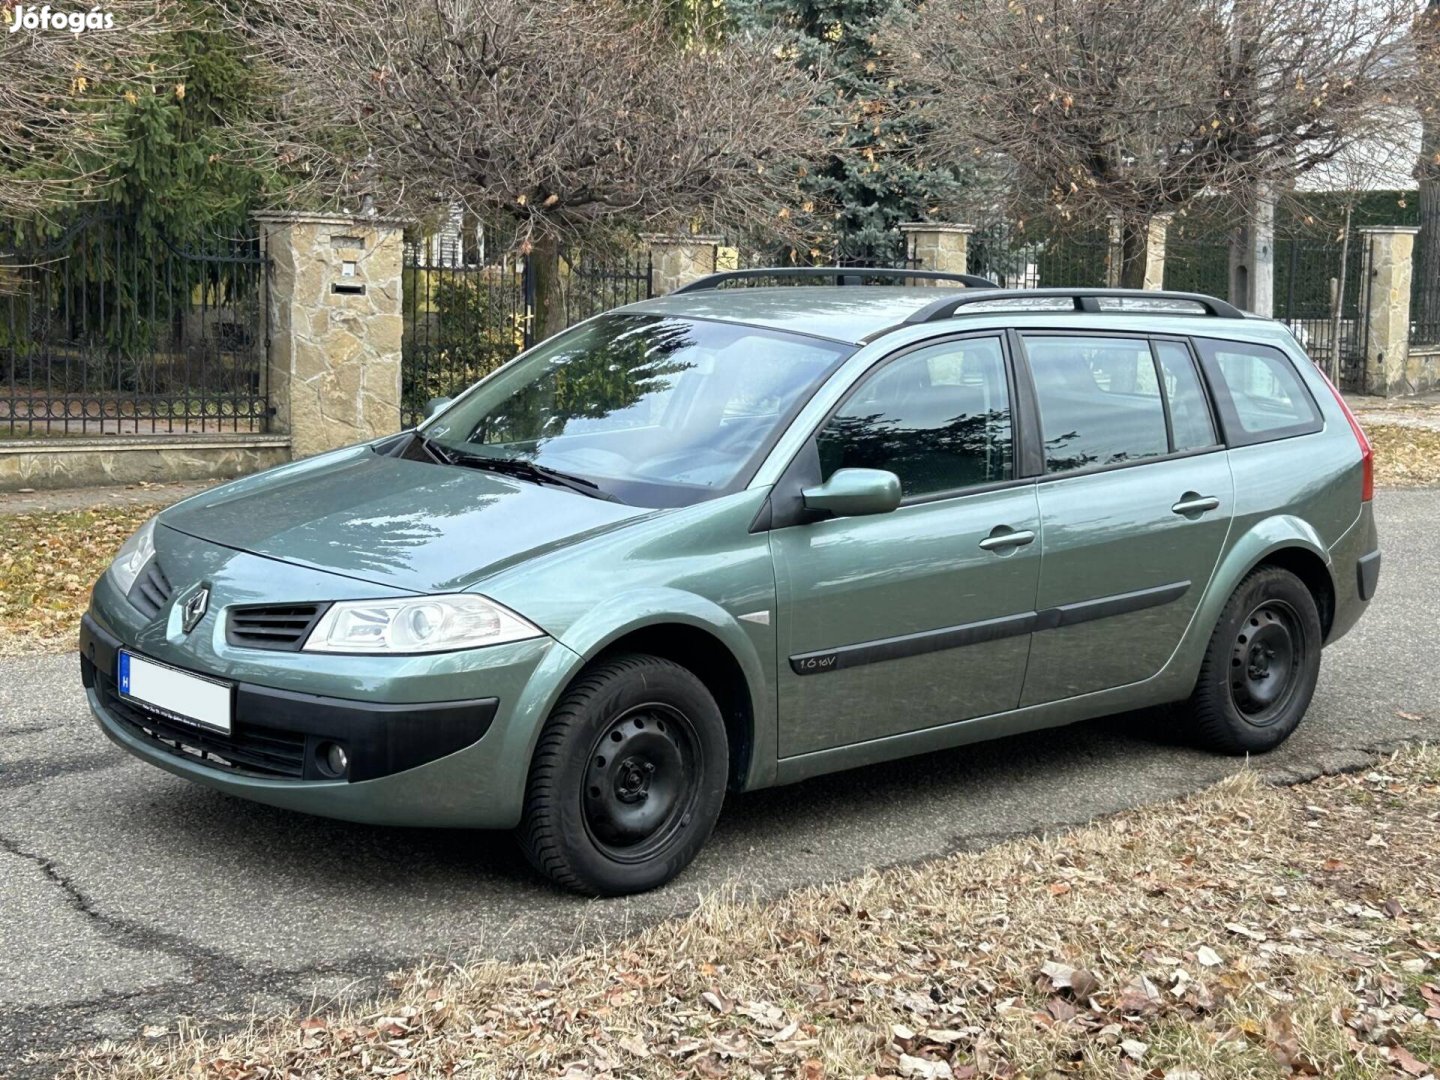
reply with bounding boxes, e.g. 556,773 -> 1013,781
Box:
1181,566 -> 1323,754
516,654 -> 728,896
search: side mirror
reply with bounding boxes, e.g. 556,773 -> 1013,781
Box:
802,468 -> 902,518
423,397 -> 453,420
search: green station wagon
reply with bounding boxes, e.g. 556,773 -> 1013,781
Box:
82,271 -> 1380,895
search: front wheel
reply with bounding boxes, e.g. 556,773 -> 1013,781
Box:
517,654 -> 728,896
1180,566 -> 1323,754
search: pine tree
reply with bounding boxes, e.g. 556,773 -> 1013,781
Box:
727,0 -> 970,265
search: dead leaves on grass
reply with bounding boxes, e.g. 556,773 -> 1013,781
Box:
1369,423 -> 1440,486
0,504 -> 156,652
67,752 -> 1440,1080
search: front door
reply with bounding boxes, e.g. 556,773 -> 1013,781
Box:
771,335 -> 1042,758
1017,333 -> 1235,705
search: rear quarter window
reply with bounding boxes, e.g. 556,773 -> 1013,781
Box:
1193,339 -> 1322,445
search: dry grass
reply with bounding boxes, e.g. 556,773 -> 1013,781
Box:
0,504 -> 160,653
66,747 -> 1440,1080
1370,424 -> 1440,487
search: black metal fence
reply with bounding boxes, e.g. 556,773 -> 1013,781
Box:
401,245 -> 652,427
1,215 -> 269,436
1413,230 -> 1440,347
967,222 -> 1112,288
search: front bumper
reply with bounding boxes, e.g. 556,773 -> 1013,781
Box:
82,615 -> 498,783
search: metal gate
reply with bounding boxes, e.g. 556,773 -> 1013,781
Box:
401,245 -> 652,427
1,215 -> 269,436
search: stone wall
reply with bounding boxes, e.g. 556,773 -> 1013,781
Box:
1404,348 -> 1440,396
256,212 -> 405,459
0,436 -> 291,492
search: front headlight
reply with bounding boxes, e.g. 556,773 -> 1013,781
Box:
302,594 -> 544,654
108,518 -> 157,596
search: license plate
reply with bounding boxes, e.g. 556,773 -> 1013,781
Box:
117,651 -> 233,734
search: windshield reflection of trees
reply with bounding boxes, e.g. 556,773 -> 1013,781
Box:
819,409 -> 1013,492
464,319 -> 698,450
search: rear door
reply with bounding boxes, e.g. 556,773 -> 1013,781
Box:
1017,333 -> 1235,706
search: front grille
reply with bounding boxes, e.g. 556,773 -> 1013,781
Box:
99,678 -> 306,779
226,603 -> 328,651
128,560 -> 174,619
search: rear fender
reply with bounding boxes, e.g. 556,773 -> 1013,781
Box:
1159,514 -> 1331,694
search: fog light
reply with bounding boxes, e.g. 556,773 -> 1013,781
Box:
318,741 -> 349,777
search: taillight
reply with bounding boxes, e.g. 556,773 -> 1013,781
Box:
1319,369 -> 1373,501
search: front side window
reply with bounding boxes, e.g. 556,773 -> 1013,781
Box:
816,336 -> 1013,498
1024,335 -> 1170,473
424,314 -> 850,506
1196,339 -> 1320,439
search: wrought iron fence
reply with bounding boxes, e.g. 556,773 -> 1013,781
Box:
1412,228 -> 1440,348
966,222 -> 1111,288
400,245 -> 654,427
1,215 -> 269,436
559,251 -> 652,325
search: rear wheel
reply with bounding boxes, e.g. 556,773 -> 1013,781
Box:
1181,566 -> 1322,754
517,654 -> 728,896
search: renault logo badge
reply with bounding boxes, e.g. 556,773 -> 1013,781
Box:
181,586 -> 210,634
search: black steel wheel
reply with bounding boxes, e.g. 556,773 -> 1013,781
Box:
517,654 -> 728,896
1182,566 -> 1322,754
581,702 -> 706,863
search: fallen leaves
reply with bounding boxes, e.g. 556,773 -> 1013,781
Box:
1369,422 -> 1440,486
61,749 -> 1440,1080
0,504 -> 158,653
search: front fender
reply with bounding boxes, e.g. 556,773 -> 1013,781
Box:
1160,513 -> 1333,693
487,589 -> 776,819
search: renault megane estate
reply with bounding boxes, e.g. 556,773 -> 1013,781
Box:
82,270 -> 1380,895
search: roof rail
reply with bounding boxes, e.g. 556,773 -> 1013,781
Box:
672,266 -> 1000,293
902,287 -> 1246,325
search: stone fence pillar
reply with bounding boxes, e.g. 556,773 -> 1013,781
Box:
1143,215 -> 1171,290
899,223 -> 973,282
1358,226 -> 1419,397
254,212 -> 405,458
644,234 -> 722,294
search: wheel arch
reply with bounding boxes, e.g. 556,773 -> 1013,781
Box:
1164,515 -> 1337,695
547,589 -> 774,793
1252,546 -> 1336,641
591,624 -> 756,791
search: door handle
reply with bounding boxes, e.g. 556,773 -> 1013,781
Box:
979,528 -> 1036,552
1171,494 -> 1221,516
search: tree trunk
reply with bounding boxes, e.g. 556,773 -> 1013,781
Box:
1416,1 -> 1440,332
529,234 -> 567,344
1118,216 -> 1150,289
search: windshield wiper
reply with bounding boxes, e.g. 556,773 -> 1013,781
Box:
446,451 -> 618,502
414,432 -> 455,465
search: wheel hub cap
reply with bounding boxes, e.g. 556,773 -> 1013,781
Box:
582,704 -> 701,862
1229,601 -> 1302,723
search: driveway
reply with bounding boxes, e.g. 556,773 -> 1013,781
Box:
2,488 -> 1437,1075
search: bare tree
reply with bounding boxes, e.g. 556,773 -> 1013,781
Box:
1,0 -> 180,218
886,0 -> 1433,288
250,0 -> 831,335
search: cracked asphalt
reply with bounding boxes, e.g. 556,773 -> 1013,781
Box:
2,488 -> 1437,1076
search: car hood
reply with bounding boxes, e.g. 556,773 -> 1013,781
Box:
159,450 -> 656,594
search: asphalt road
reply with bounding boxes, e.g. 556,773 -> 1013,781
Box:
2,488 -> 1438,1075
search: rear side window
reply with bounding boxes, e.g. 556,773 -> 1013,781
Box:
1195,339 -> 1321,442
1023,336 -> 1169,472
1153,340 -> 1218,452
816,336 -> 1013,498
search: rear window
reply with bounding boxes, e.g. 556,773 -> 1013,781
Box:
1023,335 -> 1170,472
1194,339 -> 1321,442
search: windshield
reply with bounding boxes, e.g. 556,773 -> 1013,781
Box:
421,314 -> 851,507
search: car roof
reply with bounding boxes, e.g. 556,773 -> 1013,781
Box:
624,286 -> 955,344
623,285 -> 1274,347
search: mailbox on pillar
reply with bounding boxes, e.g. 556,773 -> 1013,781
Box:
253,212 -> 406,458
